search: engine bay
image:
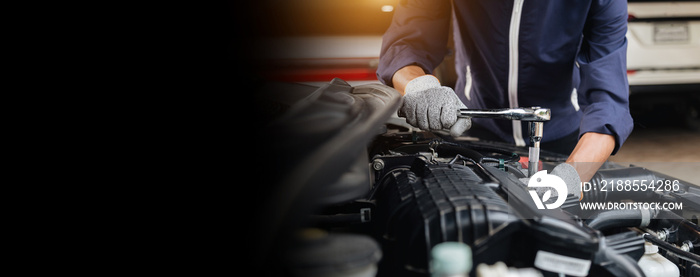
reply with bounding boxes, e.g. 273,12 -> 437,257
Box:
251,79 -> 700,277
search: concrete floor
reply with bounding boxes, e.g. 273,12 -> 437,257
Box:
609,127 -> 700,184
608,94 -> 700,184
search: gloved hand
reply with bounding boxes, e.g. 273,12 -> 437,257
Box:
399,75 -> 472,137
520,163 -> 582,199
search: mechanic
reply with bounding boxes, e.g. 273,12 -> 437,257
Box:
377,0 -> 634,182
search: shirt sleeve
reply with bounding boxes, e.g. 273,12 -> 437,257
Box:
376,0 -> 452,87
576,0 -> 634,155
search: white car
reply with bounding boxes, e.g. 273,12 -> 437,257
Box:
626,0 -> 700,92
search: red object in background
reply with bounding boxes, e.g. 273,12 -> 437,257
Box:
261,57 -> 380,82
519,156 -> 543,171
265,67 -> 377,82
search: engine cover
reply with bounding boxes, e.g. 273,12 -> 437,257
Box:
375,157 -> 520,275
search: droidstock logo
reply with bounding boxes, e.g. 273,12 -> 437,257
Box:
528,170 -> 568,209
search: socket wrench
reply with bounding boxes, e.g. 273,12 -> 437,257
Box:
458,107 -> 550,177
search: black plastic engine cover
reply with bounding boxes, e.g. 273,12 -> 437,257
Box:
374,158 -> 519,275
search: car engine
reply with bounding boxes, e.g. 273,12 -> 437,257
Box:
250,79 -> 700,277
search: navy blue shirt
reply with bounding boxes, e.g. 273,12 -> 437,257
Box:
377,0 -> 633,154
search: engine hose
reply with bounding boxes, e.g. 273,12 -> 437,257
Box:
643,233 -> 700,261
582,167 -> 660,203
592,234 -> 648,277
599,248 -> 646,277
586,209 -> 656,231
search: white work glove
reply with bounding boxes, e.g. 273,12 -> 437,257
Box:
399,75 -> 472,137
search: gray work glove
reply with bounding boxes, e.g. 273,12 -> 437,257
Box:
399,75 -> 472,137
520,163 -> 582,200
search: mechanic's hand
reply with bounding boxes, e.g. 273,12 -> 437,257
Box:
399,75 -> 472,137
519,163 -> 582,199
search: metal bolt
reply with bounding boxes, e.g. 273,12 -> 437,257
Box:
372,159 -> 385,171
681,241 -> 693,252
657,228 -> 668,241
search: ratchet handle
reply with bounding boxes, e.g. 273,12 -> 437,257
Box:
458,107 -> 551,121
